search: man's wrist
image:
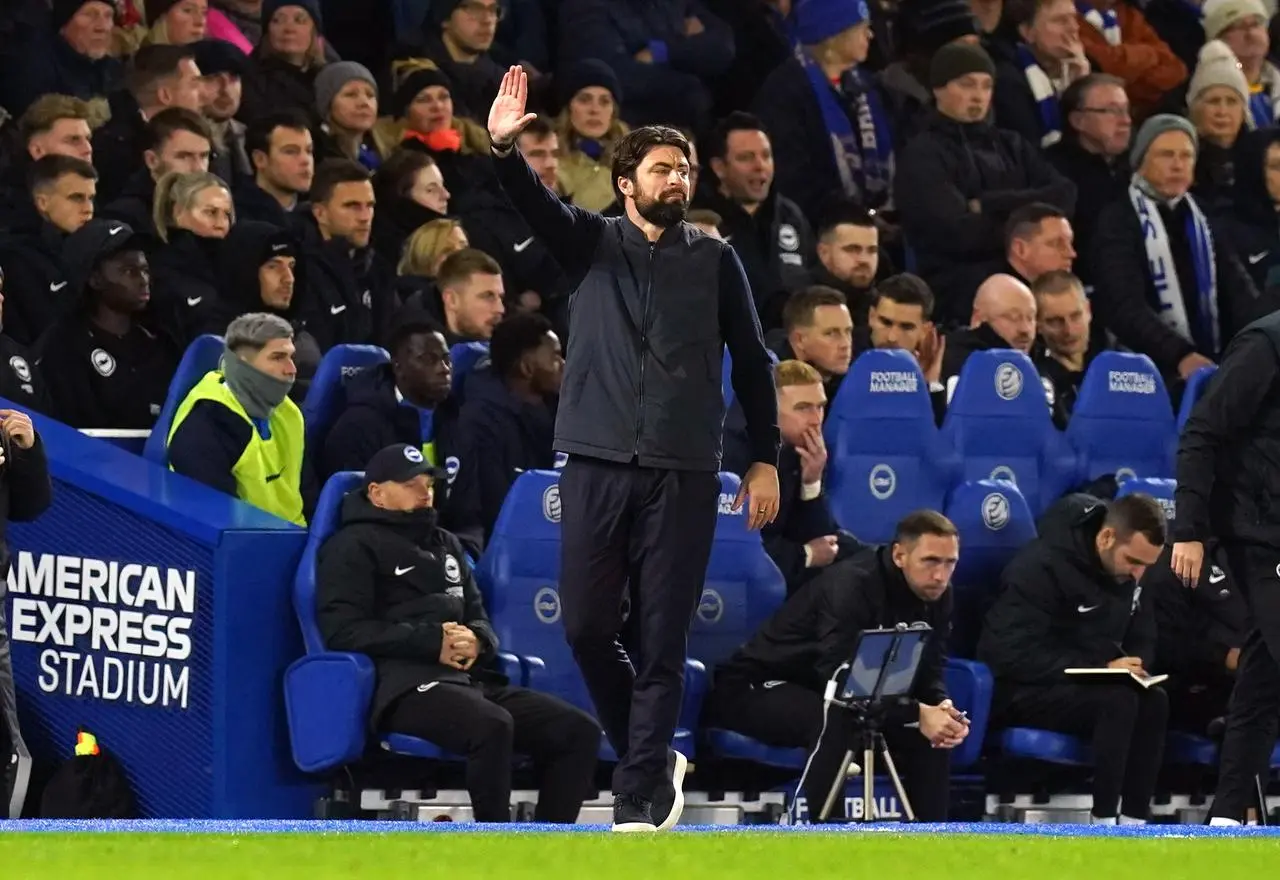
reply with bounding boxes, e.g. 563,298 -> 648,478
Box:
491,140 -> 515,157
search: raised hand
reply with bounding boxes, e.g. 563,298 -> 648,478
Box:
488,65 -> 538,149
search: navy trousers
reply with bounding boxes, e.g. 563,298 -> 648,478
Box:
558,455 -> 720,799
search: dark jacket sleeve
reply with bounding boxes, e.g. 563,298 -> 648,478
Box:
445,413 -> 511,551
978,134 -> 1077,217
322,408 -> 397,479
719,246 -> 780,467
978,552 -> 1101,683
1088,200 -> 1197,375
167,401 -> 250,498
1150,544 -> 1246,675
1172,329 -> 1278,542
1213,225 -> 1272,340
442,530 -> 499,657
814,569 -> 880,682
896,136 -> 1005,259
915,589 -> 952,710
315,530 -> 445,661
6,431 -> 51,521
491,146 -> 605,282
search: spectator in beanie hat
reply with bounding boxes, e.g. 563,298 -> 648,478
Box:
879,0 -> 981,138
238,0 -> 328,125
314,61 -> 381,169
1204,0 -> 1280,126
0,0 -> 122,116
554,59 -> 629,213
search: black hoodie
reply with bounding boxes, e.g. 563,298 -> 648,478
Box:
147,230 -> 222,349
369,193 -> 445,268
450,367 -> 557,547
315,492 -> 501,726
977,494 -> 1157,686
0,205 -> 76,345
1222,128 -> 1280,296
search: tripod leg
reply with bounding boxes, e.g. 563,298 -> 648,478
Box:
862,742 -> 875,821
878,734 -> 916,822
818,750 -> 857,823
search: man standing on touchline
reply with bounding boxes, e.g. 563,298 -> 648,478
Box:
487,67 -> 782,833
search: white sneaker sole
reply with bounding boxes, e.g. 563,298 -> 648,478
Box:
612,821 -> 658,833
656,750 -> 688,832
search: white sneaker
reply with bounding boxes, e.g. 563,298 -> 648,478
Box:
651,749 -> 688,831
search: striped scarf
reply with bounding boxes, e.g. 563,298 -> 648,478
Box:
1077,1 -> 1121,45
1017,44 -> 1062,147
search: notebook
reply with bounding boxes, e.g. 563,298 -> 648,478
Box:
1064,668 -> 1169,689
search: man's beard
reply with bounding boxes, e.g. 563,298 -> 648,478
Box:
635,190 -> 688,227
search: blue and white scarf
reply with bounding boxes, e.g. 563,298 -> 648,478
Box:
1130,179 -> 1220,355
1077,0 -> 1121,46
1016,44 -> 1062,147
797,44 -> 895,208
1248,63 -> 1280,127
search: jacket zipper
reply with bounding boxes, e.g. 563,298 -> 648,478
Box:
634,243 -> 656,456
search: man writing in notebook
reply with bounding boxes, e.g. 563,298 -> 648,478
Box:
977,493 -> 1169,825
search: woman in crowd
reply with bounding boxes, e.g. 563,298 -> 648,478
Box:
553,59 -> 627,212
239,0 -> 329,124
371,149 -> 451,266
314,62 -> 381,169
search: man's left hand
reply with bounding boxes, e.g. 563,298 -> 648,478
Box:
796,426 -> 827,484
733,462 -> 779,530
0,410 -> 36,449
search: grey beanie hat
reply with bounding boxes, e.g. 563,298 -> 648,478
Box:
1130,114 -> 1199,168
315,61 -> 378,118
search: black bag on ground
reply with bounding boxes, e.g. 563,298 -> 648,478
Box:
40,730 -> 137,818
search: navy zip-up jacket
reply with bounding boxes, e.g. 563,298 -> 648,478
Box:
492,147 -> 779,471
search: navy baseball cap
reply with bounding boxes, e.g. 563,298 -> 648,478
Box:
365,444 -> 444,484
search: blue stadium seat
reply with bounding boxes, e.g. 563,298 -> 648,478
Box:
450,341 -> 489,397
1116,476 -> 1176,523
824,349 -> 958,542
1165,732 -> 1280,768
940,350 -> 1076,515
475,469 -> 702,759
301,344 -> 390,452
1176,364 -> 1219,432
1066,352 -> 1176,484
998,727 -> 1093,766
689,472 -> 787,669
284,471 -> 524,771
944,480 -> 1037,658
143,334 -> 224,464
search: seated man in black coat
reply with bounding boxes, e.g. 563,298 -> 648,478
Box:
978,493 -> 1169,824
316,444 -> 601,824
704,510 -> 970,822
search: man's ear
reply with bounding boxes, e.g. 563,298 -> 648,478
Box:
617,175 -> 634,199
143,149 -> 160,174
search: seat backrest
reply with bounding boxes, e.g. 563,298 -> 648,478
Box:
689,472 -> 787,668
301,344 -> 390,450
1066,351 -> 1175,482
143,334 -> 224,464
1116,476 -> 1177,523
450,341 -> 489,397
944,479 -> 1037,658
475,470 -> 598,712
1176,364 -> 1219,432
941,349 -> 1074,514
293,470 -> 365,656
824,349 -> 957,542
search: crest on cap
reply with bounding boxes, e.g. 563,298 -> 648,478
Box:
404,446 -> 425,463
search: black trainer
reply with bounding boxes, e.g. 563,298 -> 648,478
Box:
611,793 -> 656,832
651,749 -> 688,831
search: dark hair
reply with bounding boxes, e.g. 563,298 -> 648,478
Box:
895,510 -> 959,545
489,312 -> 555,380
871,273 -> 935,320
706,111 -> 768,162
1031,269 -> 1084,297
1059,72 -> 1127,117
245,110 -> 313,161
388,318 -> 445,359
1003,0 -> 1055,28
610,125 -> 690,203
815,200 -> 876,241
782,285 -> 848,332
437,248 -> 502,290
310,158 -> 371,205
1004,202 -> 1068,251
1104,494 -> 1168,547
29,154 -> 97,192
141,107 -> 213,153
373,149 -> 437,203
519,116 -> 556,140
127,43 -> 197,101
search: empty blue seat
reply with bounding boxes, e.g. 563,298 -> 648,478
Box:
944,480 -> 1037,657
1067,352 -> 1176,484
1176,364 -> 1218,432
1116,476 -> 1176,523
1165,732 -> 1280,768
301,344 -> 390,452
941,350 -> 1076,514
284,471 -> 523,771
475,469 -> 701,758
943,658 -> 993,771
144,334 -> 224,464
689,472 -> 787,670
999,728 -> 1093,766
450,341 -> 489,398
825,350 -> 958,543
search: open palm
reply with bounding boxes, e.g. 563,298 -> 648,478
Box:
488,66 -> 538,147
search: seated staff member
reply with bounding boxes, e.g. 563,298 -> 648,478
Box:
703,511 -> 970,822
167,312 -> 316,525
